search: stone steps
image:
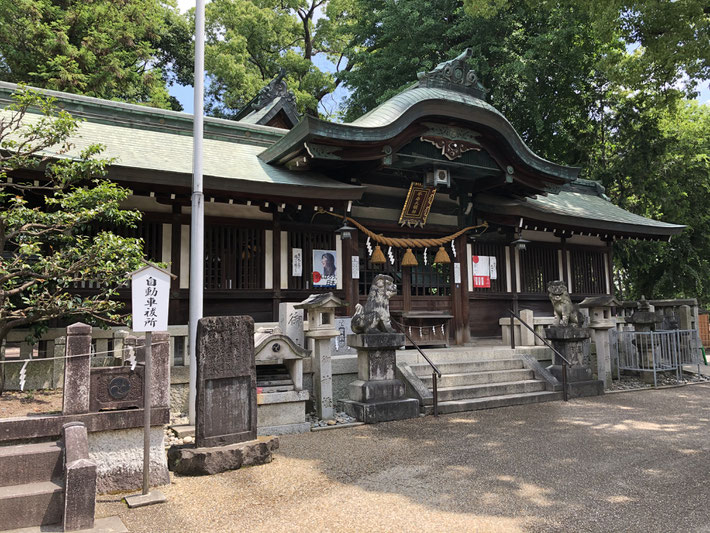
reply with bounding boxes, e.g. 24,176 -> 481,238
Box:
0,441 -> 65,530
0,441 -> 63,487
411,358 -> 525,377
437,379 -> 547,402
424,390 -> 563,415
420,368 -> 534,388
402,351 -> 561,415
0,480 -> 64,530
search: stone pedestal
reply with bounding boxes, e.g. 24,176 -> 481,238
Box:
545,326 -> 603,398
341,333 -> 419,423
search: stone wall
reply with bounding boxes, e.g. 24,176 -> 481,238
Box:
89,427 -> 169,494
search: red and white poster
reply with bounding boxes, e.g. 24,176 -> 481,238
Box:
472,255 -> 491,288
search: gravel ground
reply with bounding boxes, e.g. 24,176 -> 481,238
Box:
97,383 -> 710,533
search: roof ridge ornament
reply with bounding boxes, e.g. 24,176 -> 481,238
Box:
253,68 -> 297,111
417,48 -> 487,99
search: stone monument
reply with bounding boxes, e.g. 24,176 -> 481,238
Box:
168,316 -> 278,475
295,293 -> 344,420
341,275 -> 419,423
544,281 -> 603,398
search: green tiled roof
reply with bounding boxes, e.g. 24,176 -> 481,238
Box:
0,82 -> 364,200
476,185 -> 684,238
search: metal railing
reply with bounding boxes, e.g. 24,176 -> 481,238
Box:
611,329 -> 703,387
392,320 -> 442,416
508,310 -> 569,402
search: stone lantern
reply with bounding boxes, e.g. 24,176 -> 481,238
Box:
579,295 -> 621,388
295,292 -> 345,420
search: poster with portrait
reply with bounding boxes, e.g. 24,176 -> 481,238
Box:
312,249 -> 337,288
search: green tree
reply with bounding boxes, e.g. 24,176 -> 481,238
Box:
203,0 -> 349,118
0,88 -> 146,391
600,99 -> 710,302
0,0 -> 193,111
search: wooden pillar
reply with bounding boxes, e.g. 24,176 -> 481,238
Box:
169,204 -> 182,325
343,230 -> 359,316
452,233 -> 470,344
272,213 -> 281,320
509,244 -> 519,349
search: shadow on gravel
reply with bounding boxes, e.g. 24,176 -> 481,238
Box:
277,384 -> 710,533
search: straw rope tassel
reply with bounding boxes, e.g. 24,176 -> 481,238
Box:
402,248 -> 418,266
434,246 -> 451,264
371,244 -> 386,264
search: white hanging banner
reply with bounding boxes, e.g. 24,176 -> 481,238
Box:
472,255 -> 491,289
131,265 -> 171,332
292,248 -> 303,277
351,256 -> 360,279
490,256 -> 498,280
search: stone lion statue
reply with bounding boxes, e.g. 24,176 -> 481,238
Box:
351,274 -> 397,334
547,280 -> 585,327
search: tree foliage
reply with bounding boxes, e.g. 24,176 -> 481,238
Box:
0,88 -> 146,383
203,0 -> 348,118
0,0 -> 193,111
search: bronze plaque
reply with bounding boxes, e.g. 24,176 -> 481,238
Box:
399,182 -> 436,227
90,366 -> 144,412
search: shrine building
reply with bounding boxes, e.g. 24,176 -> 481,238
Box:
0,50 -> 684,344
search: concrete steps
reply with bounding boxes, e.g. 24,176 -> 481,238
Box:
0,442 -> 64,530
405,353 -> 561,415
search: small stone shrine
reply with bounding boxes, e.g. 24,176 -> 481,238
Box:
544,281 -> 604,398
168,316 -> 278,475
254,326 -> 310,435
341,274 -> 420,423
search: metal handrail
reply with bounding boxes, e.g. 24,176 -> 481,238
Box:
507,310 -> 569,402
391,320 -> 441,417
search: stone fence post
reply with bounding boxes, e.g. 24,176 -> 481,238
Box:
62,323 -> 92,415
52,336 -> 66,388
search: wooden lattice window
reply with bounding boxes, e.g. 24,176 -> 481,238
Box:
570,248 -> 607,294
519,244 -> 559,293
409,250 -> 451,296
287,230 -> 336,290
471,242 -> 508,293
204,225 -> 264,290
357,239 -> 403,296
137,221 -> 162,262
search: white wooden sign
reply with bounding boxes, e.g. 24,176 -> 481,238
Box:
292,248 -> 303,277
351,256 -> 360,279
453,262 -> 461,284
131,265 -> 171,332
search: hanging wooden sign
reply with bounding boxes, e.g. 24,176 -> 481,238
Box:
399,182 -> 436,228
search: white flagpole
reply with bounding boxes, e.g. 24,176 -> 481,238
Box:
188,0 -> 205,425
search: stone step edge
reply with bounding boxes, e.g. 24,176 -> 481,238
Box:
433,379 -> 547,393
419,369 -> 533,381
423,391 -> 562,414
0,441 -> 62,458
410,361 -> 525,374
0,480 -> 64,500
